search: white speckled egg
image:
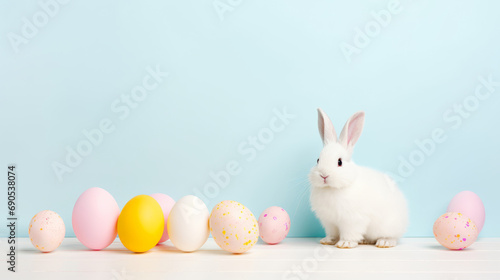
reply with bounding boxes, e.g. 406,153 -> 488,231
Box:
29,210 -> 65,253
209,200 -> 259,253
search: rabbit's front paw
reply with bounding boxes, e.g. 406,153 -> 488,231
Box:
320,236 -> 338,245
375,238 -> 397,248
335,240 -> 358,249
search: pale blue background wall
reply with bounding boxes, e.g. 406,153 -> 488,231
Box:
1,0 -> 499,238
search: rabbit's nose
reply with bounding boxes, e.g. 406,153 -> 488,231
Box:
320,175 -> 329,183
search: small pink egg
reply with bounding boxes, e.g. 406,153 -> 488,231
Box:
258,206 -> 291,244
29,210 -> 65,253
433,212 -> 478,250
447,191 -> 485,233
150,193 -> 175,243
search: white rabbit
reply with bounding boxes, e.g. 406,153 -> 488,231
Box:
309,108 -> 408,248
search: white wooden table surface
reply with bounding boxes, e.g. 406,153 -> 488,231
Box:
1,238 -> 499,280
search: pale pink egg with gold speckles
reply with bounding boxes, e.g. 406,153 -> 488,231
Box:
29,210 -> 65,253
209,200 -> 259,253
433,212 -> 478,250
258,206 -> 290,244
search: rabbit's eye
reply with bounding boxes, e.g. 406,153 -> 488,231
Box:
317,158 -> 319,164
338,158 -> 342,167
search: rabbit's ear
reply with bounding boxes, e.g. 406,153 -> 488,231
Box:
339,111 -> 365,152
317,108 -> 337,145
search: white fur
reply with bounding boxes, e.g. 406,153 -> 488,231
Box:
310,108 -> 408,248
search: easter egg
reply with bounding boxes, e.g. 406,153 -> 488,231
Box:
447,191 -> 485,233
150,193 -> 176,243
72,187 -> 120,250
29,210 -> 65,253
117,195 -> 164,253
209,200 -> 259,253
433,212 -> 478,250
258,206 -> 290,244
167,195 -> 210,252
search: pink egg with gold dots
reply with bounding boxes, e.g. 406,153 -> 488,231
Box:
433,212 -> 478,250
258,206 -> 291,244
209,200 -> 259,253
29,210 -> 65,253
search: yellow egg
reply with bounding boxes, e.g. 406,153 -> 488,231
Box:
117,195 -> 164,253
209,200 -> 259,253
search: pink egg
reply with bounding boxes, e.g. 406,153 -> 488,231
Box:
258,206 -> 291,244
150,193 -> 176,243
210,200 -> 259,253
29,210 -> 65,253
72,187 -> 120,250
447,191 -> 485,233
433,212 -> 478,250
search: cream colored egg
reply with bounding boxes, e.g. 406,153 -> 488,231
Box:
210,200 -> 259,253
29,210 -> 65,253
167,195 -> 210,252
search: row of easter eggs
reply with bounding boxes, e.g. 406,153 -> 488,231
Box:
29,187 -> 291,253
